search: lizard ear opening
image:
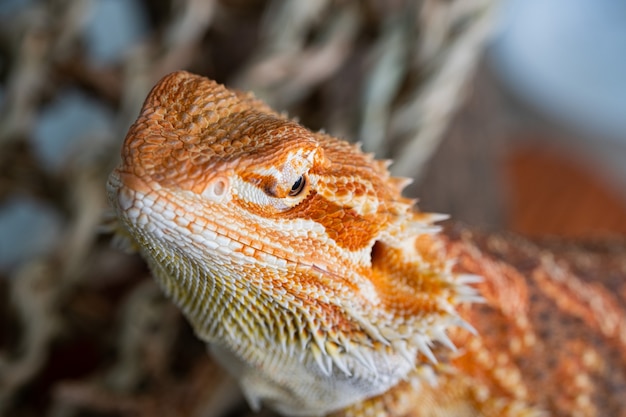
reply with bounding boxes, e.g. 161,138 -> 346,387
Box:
370,240 -> 385,266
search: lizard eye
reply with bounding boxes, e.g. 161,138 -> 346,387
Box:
288,175 -> 306,196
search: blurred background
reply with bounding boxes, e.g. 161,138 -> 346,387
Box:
0,0 -> 625,416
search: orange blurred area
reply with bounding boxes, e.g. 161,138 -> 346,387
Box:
506,146 -> 626,238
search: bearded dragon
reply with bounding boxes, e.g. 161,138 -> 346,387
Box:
107,71 -> 626,417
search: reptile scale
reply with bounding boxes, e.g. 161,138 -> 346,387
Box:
108,71 -> 626,417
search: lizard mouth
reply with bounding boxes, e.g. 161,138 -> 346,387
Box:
107,169 -> 132,212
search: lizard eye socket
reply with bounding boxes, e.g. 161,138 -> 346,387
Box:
288,175 -> 306,197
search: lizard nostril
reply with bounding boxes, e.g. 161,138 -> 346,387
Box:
203,177 -> 229,201
213,179 -> 227,196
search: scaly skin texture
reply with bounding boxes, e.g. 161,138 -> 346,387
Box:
108,71 -> 626,417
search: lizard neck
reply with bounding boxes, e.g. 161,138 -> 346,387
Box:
142,239 -> 418,416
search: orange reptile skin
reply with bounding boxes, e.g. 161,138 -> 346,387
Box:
108,71 -> 626,417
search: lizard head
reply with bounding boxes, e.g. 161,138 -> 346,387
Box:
107,71 -> 477,414
110,71 -> 433,266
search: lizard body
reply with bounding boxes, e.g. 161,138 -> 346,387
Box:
108,71 -> 626,417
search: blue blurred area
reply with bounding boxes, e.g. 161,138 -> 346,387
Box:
0,197 -> 62,273
83,0 -> 149,65
490,0 -> 626,144
31,89 -> 115,172
0,0 -> 33,16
